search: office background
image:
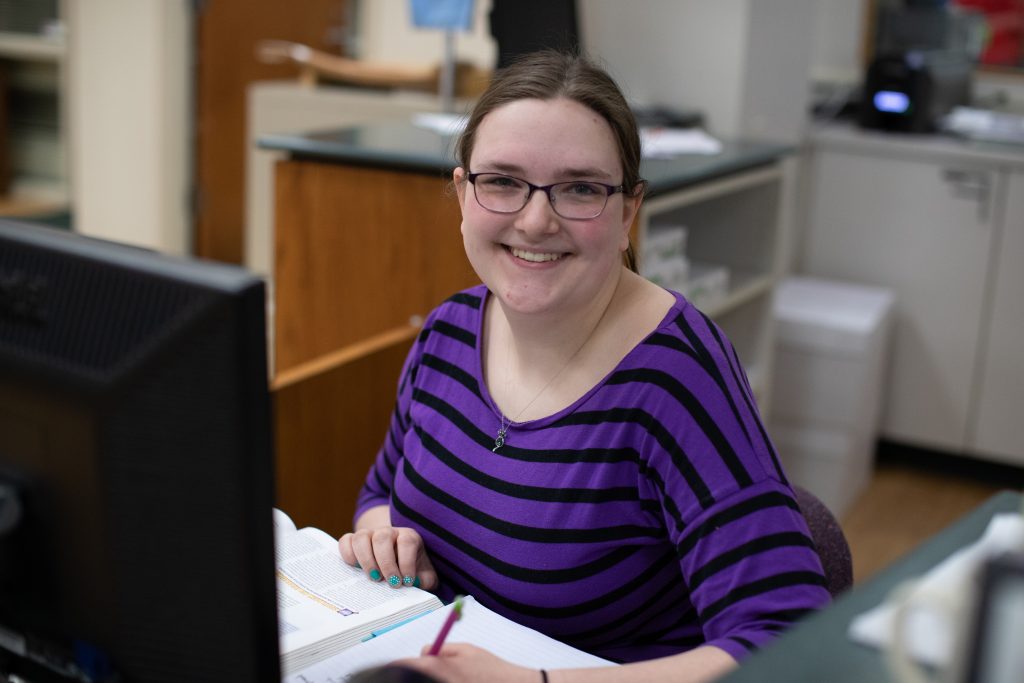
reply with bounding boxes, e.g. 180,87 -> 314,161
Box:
3,0 -> 1022,583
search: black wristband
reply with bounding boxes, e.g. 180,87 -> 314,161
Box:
540,670 -> 549,683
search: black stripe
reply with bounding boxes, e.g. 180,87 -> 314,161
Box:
562,575 -> 689,645
700,570 -> 828,622
644,331 -> 700,361
414,426 -> 640,504
445,291 -> 482,309
759,607 -> 818,625
728,636 -> 757,652
420,353 -> 482,400
688,532 -> 816,592
708,316 -> 789,484
430,319 -> 476,348
431,546 -> 679,619
391,492 -> 645,584
673,312 -> 761,459
608,368 -> 754,489
637,459 -> 687,534
559,408 -> 713,507
412,389 -> 638,464
401,455 -> 656,541
676,490 -> 800,557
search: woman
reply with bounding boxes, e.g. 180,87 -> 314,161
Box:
339,51 -> 829,683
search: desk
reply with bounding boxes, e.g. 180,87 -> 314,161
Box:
720,490 -> 1023,682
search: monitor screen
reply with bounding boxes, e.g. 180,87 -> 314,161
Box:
0,221 -> 280,682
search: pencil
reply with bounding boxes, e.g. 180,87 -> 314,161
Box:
427,595 -> 464,655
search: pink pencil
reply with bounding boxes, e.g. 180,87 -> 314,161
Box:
427,596 -> 465,655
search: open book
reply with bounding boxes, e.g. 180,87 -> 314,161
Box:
274,509 -> 443,675
285,595 -> 616,682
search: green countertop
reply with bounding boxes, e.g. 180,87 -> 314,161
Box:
258,122 -> 794,197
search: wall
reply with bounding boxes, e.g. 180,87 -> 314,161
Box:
579,0 -> 816,144
67,0 -> 191,255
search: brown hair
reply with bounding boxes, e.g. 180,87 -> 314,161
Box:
456,50 -> 644,271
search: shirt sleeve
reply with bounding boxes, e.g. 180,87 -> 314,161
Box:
671,479 -> 831,660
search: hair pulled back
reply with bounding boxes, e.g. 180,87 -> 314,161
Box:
457,52 -> 644,270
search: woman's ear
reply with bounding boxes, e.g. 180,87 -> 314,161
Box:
453,167 -> 468,206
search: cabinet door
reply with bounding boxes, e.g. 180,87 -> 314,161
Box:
970,170 -> 1024,465
801,148 -> 995,452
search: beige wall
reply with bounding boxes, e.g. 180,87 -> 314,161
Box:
67,0 -> 191,255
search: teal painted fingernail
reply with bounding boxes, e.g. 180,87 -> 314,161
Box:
402,575 -> 414,586
369,569 -> 382,581
413,577 -> 421,588
354,562 -> 361,569
388,575 -> 400,586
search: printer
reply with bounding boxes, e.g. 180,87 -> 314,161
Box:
860,49 -> 972,133
859,2 -> 981,133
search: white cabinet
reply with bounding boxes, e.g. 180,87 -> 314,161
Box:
639,164 -> 784,410
800,124 -> 1024,465
971,170 -> 1024,464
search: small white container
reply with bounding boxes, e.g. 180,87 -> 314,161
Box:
769,276 -> 895,518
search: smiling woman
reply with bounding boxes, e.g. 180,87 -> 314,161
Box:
337,51 -> 831,683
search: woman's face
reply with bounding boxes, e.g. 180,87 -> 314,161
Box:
454,97 -> 640,319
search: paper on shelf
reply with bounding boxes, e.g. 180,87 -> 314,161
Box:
411,112 -> 468,136
641,127 -> 722,157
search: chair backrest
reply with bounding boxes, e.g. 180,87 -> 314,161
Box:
793,485 -> 854,597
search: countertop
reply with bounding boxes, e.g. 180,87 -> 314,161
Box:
258,121 -> 794,197
810,120 -> 1024,169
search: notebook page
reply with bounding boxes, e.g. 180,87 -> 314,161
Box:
285,596 -> 614,682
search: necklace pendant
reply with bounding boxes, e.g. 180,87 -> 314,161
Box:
493,428 -> 506,452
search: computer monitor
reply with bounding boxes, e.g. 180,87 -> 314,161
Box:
0,220 -> 280,682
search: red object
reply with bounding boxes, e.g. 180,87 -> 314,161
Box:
954,0 -> 1024,65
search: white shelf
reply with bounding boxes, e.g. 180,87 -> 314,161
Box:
703,271 -> 773,319
0,32 -> 65,61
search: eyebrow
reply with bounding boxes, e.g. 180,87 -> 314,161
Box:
477,161 -> 614,181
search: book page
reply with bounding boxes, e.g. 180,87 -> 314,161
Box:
275,515 -> 441,657
285,596 -> 615,683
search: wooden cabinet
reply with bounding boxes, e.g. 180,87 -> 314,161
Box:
800,125 -> 1024,465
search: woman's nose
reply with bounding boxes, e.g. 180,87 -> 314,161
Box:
515,190 -> 559,235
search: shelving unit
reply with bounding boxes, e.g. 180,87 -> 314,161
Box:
638,163 -> 784,408
0,9 -> 68,216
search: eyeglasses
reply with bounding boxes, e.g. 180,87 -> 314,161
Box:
466,172 -> 625,220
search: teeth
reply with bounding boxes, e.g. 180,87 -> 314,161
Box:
511,247 -> 563,263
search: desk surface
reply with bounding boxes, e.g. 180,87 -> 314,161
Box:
720,490 -> 1022,682
257,122 -> 793,197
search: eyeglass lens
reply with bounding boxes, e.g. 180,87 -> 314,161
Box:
472,174 -> 612,219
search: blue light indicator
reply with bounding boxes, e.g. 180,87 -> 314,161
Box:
874,90 -> 911,114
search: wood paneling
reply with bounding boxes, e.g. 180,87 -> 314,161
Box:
194,0 -> 347,263
270,157 -> 480,534
273,325 -> 419,535
273,160 -> 477,371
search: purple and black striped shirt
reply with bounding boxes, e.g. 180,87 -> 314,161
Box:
356,284 -> 830,663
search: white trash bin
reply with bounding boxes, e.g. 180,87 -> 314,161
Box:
769,276 -> 895,518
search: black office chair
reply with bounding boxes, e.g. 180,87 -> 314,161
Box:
793,485 -> 854,597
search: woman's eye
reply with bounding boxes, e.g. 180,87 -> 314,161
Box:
564,182 -> 601,196
482,175 -> 522,189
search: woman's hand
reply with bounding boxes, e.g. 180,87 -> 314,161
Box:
402,643 -> 541,683
338,506 -> 438,590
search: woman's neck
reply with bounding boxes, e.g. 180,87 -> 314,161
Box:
495,267 -> 625,377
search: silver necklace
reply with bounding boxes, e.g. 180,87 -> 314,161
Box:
492,296 -> 614,452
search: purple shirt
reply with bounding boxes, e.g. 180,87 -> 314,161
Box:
356,285 -> 830,663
